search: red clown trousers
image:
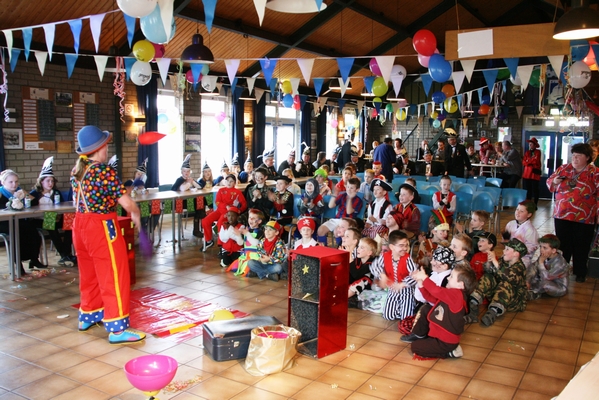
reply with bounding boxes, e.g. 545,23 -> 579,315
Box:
73,212 -> 131,332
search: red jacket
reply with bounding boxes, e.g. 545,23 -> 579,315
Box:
522,149 -> 541,180
419,278 -> 467,344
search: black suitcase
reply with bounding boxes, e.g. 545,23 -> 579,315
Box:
202,316 -> 281,361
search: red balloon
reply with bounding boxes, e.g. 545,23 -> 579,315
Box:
138,131 -> 166,145
413,29 -> 437,56
478,104 -> 490,115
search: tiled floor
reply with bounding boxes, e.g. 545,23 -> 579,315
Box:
0,199 -> 597,399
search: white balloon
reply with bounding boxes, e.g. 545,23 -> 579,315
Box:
391,64 -> 406,77
510,74 -> 522,86
569,61 -> 592,89
201,76 -> 214,91
117,0 -> 157,18
131,61 -> 152,86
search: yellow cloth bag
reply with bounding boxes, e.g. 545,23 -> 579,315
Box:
244,325 -> 301,376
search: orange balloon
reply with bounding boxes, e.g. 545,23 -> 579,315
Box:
441,84 -> 455,98
478,104 -> 490,115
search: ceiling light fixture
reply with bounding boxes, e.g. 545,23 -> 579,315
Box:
328,79 -> 353,90
239,89 -> 256,101
360,88 -> 375,97
181,33 -> 214,64
386,92 -> 406,102
265,0 -> 327,13
553,0 -> 599,40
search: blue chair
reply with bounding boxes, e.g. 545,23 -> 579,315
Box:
455,192 -> 473,220
416,187 -> 434,207
391,181 -> 402,193
321,195 -> 337,222
355,172 -> 364,180
486,177 -> 503,188
410,175 -> 426,182
427,176 -> 441,183
416,204 -> 433,234
456,183 -> 477,195
478,186 -> 501,208
450,177 -> 467,184
451,183 -> 462,192
389,196 -> 399,206
416,181 -> 430,191
467,176 -> 487,188
329,177 -> 340,185
472,191 -> 498,234
501,188 -> 527,209
356,192 -> 366,220
392,176 -> 408,185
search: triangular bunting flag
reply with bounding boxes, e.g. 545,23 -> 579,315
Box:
477,88 -> 484,104
299,95 -> 308,110
259,58 -> 276,86
516,106 -> 524,119
94,55 -> 108,81
122,14 -> 135,49
65,54 -> 77,78
68,19 -> 82,54
461,59 -> 476,83
246,77 -> 256,94
191,63 -> 203,85
225,59 -> 240,86
391,75 -> 404,96
156,58 -> 170,85
297,58 -> 314,85
253,0 -> 267,26
124,57 -> 136,81
338,78 -> 349,97
230,77 -> 238,90
157,0 -> 174,42
482,69 -> 499,93
336,58 -> 354,83
503,58 -> 519,78
255,88 -> 265,103
269,78 -> 278,98
548,55 -> 565,80
35,51 -> 48,76
89,13 -> 105,53
3,31 -> 12,61
517,65 -> 534,91
421,73 -> 433,96
22,28 -> 32,61
462,118 -> 468,128
202,0 -> 217,33
452,71 -> 466,93
43,23 -> 55,61
313,78 -> 324,96
338,99 -> 346,113
356,100 -> 364,111
364,76 -> 375,93
10,49 -> 20,72
203,75 -> 218,92
289,78 -> 300,94
375,56 -> 395,83
315,0 -> 324,10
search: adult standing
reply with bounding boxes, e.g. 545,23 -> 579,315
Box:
415,140 -> 429,161
435,140 -> 446,162
444,128 -> 472,178
71,126 -> 145,344
522,137 -> 542,204
548,143 -> 599,282
337,139 -> 353,168
498,141 -> 522,188
373,137 -> 397,181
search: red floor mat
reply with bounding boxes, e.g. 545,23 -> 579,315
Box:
72,287 -> 248,342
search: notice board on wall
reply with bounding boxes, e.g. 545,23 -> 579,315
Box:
22,87 -> 56,148
72,92 -> 99,144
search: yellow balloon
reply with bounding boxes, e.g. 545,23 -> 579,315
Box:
430,111 -> 439,119
444,98 -> 458,113
353,119 -> 359,128
281,80 -> 292,94
209,309 -> 235,321
372,77 -> 388,97
395,108 -> 407,121
132,40 -> 155,62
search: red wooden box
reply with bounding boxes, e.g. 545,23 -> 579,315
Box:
117,216 -> 136,285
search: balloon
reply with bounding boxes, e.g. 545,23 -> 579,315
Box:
219,123 -> 226,133
152,43 -> 165,60
430,111 -> 439,119
481,94 -> 490,105
432,119 -> 441,128
282,93 -> 294,108
510,74 -> 522,86
163,120 -> 176,134
398,99 -> 408,108
441,84 -> 455,98
281,80 -> 292,94
571,40 -> 590,62
372,77 -> 388,97
496,69 -> 510,81
437,113 -> 446,121
157,113 -> 169,124
396,108 -> 407,121
418,53 -> 431,68
185,69 -> 200,84
215,111 -> 226,123
429,54 -> 452,83
132,40 -> 155,62
117,0 -> 157,18
385,103 -> 394,113
140,4 -> 177,44
131,61 -> 152,86
209,309 -> 235,321
372,97 -> 382,104
432,91 -> 446,103
413,29 -> 437,56
444,98 -> 458,113
569,61 -> 592,88
138,131 -> 166,145
353,119 -> 359,128
391,64 -> 406,78
529,69 -> 541,88
583,41 -> 598,70
201,75 -> 215,91
478,104 -> 490,115
369,58 -> 382,76
330,119 -> 338,128
371,109 -> 378,118
293,101 -> 301,111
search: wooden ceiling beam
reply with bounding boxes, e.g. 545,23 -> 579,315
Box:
457,0 -> 491,26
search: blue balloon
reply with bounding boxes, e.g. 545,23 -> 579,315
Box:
282,93 -> 294,108
571,40 -> 590,62
481,94 -> 491,105
428,54 -> 452,83
432,91 -> 446,103
432,119 -> 441,128
158,113 -> 169,124
140,4 -> 177,44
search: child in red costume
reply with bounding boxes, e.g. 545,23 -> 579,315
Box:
203,174 -> 247,251
218,207 -> 244,268
470,232 -> 497,280
432,175 -> 456,225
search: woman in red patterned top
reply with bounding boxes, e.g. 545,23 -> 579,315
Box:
71,126 -> 145,344
548,143 -> 599,282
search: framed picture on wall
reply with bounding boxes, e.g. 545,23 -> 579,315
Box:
55,92 -> 73,107
124,130 -> 137,143
3,128 -> 23,149
56,117 -> 73,131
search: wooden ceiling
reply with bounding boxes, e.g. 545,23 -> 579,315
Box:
0,0 -> 590,97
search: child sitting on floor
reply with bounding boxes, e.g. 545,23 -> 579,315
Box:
470,232 -> 497,280
526,234 -> 569,300
465,238 -> 528,327
414,245 -> 454,306
402,264 -> 477,359
227,208 -> 265,276
247,221 -> 287,282
417,210 -> 450,268
348,237 -> 378,308
432,175 -> 456,225
340,228 -> 361,262
502,200 -> 539,268
370,230 -> 417,321
450,233 -> 472,269
456,210 -> 490,256
294,217 -> 318,250
218,207 -> 244,268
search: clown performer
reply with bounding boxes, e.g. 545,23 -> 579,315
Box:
71,126 -> 145,344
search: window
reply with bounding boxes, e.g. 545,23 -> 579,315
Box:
201,99 -> 231,171
157,92 -> 183,184
265,105 -> 298,167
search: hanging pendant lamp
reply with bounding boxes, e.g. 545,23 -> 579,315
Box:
553,0 -> 599,40
181,33 -> 214,64
265,0 -> 326,13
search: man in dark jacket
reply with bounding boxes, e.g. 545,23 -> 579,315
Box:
373,137 -> 397,181
416,151 -> 445,176
444,128 -> 472,178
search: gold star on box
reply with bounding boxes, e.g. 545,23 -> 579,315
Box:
302,265 -> 309,274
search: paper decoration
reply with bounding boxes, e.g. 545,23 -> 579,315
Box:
246,77 -> 256,94
375,56 -> 395,83
364,76 -> 375,93
461,59 -> 476,83
260,58 -> 276,86
62,213 -> 75,230
89,14 -> 105,53
175,199 -> 183,213
156,58 -> 171,85
452,71 -> 466,94
3,31 -> 12,60
140,201 -> 150,218
94,55 -> 108,81
10,49 -> 20,72
297,58 -> 314,85
289,78 -> 300,95
421,73 -> 433,96
503,58 -> 519,78
68,19 -> 82,55
65,54 -> 78,78
458,29 -> 493,58
338,78 -> 349,97
186,198 -> 195,213
43,212 -> 57,230
22,28 -> 32,61
225,59 -> 240,86
196,196 -> 205,210
163,199 -> 172,214
336,58 -> 354,83
547,55 -> 565,81
313,78 -> 324,96
43,23 -> 55,61
151,200 -> 162,215
202,0 -> 217,33
35,51 -> 47,76
255,87 -> 265,103
124,57 -> 136,81
123,14 -> 136,49
517,65 -> 534,91
158,0 -> 174,42
253,0 -> 267,26
390,74 -> 404,96
482,69 -> 498,93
